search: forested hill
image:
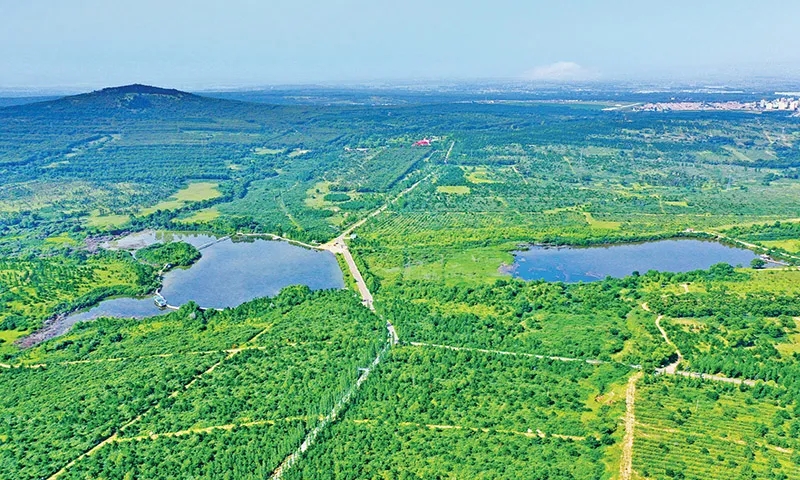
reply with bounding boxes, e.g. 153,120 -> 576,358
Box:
0,83 -> 265,119
0,84 -> 309,185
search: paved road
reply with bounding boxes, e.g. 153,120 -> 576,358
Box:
326,238 -> 374,311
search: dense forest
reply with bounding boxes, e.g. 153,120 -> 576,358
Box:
136,241 -> 201,268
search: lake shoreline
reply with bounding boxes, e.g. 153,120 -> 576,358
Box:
16,231 -> 344,348
505,237 -> 771,283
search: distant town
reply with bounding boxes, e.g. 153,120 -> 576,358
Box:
635,97 -> 800,113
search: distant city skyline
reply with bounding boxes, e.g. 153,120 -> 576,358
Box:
2,0 -> 800,92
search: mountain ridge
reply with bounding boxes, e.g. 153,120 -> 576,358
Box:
90,83 -> 195,98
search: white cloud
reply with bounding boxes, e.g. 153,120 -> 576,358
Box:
521,61 -> 597,81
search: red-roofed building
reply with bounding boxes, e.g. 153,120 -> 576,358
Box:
413,138 -> 431,147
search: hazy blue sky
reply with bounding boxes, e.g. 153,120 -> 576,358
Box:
2,0 -> 799,90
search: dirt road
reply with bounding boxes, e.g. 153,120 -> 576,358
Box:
620,372 -> 643,480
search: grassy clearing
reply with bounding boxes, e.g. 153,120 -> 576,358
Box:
86,211 -> 130,228
762,239 -> 800,253
253,147 -> 284,155
775,330 -> 800,356
720,269 -> 800,296
374,244 -> 515,285
436,185 -> 471,194
582,211 -> 622,230
84,182 -> 222,227
177,207 -> 220,224
463,166 -> 500,184
173,182 -> 222,202
0,329 -> 28,356
304,181 -> 332,208
722,146 -> 755,162
140,182 -> 221,215
44,233 -> 79,246
288,148 -> 310,158
664,200 -> 690,207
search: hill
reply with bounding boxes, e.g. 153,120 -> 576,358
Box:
0,83 -> 241,119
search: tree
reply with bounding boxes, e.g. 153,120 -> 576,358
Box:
750,258 -> 766,270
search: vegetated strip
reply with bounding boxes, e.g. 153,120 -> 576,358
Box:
4,338 -> 377,370
350,419 -> 586,442
113,417 -> 310,443
408,341 -> 641,369
636,422 -> 794,455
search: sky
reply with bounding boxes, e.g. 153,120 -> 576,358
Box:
2,0 -> 800,91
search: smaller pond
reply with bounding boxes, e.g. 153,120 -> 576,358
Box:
507,239 -> 762,283
51,298 -> 171,335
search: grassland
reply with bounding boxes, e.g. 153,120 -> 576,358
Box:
762,239 -> 800,253
86,211 -> 130,227
139,181 -> 221,215
464,166 -> 501,183
86,182 -> 222,228
254,147 -> 284,155
176,206 -> 221,223
436,184 -> 471,194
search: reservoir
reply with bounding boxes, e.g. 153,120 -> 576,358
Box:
53,233 -> 344,336
507,239 -> 761,283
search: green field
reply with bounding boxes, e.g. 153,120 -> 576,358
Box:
139,182 -> 222,215
436,185 -> 471,194
177,206 -> 221,223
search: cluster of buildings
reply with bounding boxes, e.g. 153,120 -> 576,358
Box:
636,97 -> 800,113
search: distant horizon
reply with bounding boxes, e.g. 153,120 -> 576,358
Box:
3,74 -> 800,98
3,1 -> 800,94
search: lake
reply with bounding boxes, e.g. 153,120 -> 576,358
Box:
53,233 -> 344,336
506,239 -> 762,283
